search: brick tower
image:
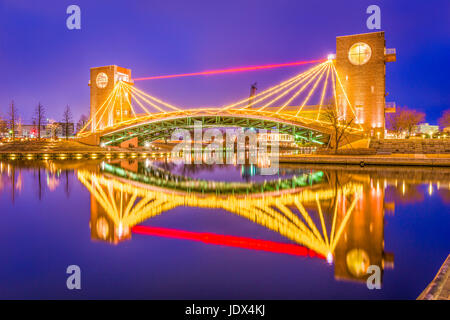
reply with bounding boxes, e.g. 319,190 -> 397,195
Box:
335,31 -> 395,138
89,65 -> 133,131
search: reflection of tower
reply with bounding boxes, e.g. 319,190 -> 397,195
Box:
89,65 -> 133,131
90,190 -> 131,244
333,177 -> 394,283
335,32 -> 396,138
241,164 -> 257,181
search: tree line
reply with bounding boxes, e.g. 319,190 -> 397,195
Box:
0,100 -> 89,140
386,107 -> 450,137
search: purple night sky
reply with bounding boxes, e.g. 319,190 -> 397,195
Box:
0,0 -> 449,125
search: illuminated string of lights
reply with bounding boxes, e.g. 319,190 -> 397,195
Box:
220,60 -> 362,131
294,63 -> 329,116
77,58 -> 364,136
132,59 -> 326,81
316,63 -> 330,120
256,64 -> 327,112
222,62 -> 326,111
275,63 -> 329,114
77,169 -> 363,258
330,62 -> 363,130
78,84 -> 119,134
277,63 -> 328,114
122,82 -> 181,111
132,225 -> 325,258
94,86 -> 118,130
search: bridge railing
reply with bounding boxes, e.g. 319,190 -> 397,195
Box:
385,48 -> 396,55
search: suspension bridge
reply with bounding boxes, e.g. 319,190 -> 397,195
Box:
77,32 -> 395,148
77,59 -> 361,147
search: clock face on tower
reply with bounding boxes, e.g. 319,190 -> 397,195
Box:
348,42 -> 372,65
96,72 -> 108,88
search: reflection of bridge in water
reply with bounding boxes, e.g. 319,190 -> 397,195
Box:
77,161 -> 394,283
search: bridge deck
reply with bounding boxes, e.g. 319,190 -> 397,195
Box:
78,108 -> 361,146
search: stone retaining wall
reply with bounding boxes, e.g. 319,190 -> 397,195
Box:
370,139 -> 450,154
418,254 -> 450,300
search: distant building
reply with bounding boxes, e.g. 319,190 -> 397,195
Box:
257,132 -> 294,143
415,123 -> 439,136
13,123 -> 74,139
46,122 -> 75,138
0,119 -> 8,138
20,125 -> 46,138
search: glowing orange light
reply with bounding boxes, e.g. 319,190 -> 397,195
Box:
133,59 -> 326,81
132,225 -> 325,259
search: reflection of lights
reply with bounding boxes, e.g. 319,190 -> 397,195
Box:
133,59 -> 326,81
326,252 -> 333,264
402,181 -> 406,195
428,182 -> 433,196
118,223 -> 123,238
79,168 -> 363,258
16,173 -> 23,191
132,225 -> 325,259
346,249 -> 370,278
46,173 -> 60,191
96,217 -> 109,240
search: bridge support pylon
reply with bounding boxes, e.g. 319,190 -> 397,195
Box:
89,65 -> 133,131
335,31 -> 395,139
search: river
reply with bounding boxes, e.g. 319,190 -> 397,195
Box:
0,159 -> 449,299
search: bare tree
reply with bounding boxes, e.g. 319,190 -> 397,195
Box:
322,105 -> 355,154
33,102 -> 46,140
76,114 -> 89,133
438,109 -> 450,130
62,105 -> 73,140
8,100 -> 19,140
386,106 -> 425,137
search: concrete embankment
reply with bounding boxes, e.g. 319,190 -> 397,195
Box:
279,154 -> 450,167
0,149 -> 172,161
418,255 -> 450,300
0,140 -> 171,160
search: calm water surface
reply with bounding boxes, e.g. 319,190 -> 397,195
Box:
0,159 -> 449,299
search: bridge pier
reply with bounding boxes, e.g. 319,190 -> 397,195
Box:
77,133 -> 100,146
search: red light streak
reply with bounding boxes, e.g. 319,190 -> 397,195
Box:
133,59 -> 326,81
132,225 -> 324,259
